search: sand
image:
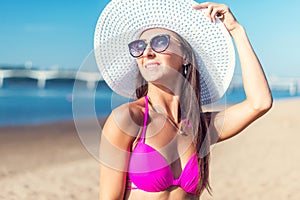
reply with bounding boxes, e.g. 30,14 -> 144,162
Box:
0,99 -> 299,200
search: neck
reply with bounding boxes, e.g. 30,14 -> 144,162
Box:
147,83 -> 182,123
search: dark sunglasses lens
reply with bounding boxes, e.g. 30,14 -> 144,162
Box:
128,40 -> 146,57
151,35 -> 170,53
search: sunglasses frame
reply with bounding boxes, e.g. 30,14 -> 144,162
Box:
128,34 -> 171,58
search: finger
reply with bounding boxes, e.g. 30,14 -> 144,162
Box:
206,5 -> 214,22
192,2 -> 211,9
211,8 -> 221,23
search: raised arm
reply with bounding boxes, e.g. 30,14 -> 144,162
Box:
194,2 -> 273,142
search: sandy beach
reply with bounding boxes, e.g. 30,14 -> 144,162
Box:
1,98 -> 299,200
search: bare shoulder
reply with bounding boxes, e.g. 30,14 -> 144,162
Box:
99,99 -> 146,175
103,97 -> 146,139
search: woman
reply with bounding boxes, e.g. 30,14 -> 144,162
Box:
94,1 -> 272,199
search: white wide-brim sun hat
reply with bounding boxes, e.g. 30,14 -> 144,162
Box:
94,0 -> 235,105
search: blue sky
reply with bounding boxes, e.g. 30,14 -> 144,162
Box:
0,0 -> 299,77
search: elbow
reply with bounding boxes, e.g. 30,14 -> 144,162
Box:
247,89 -> 273,115
251,94 -> 273,115
260,98 -> 273,114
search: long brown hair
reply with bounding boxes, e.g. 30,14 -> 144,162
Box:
135,31 -> 211,196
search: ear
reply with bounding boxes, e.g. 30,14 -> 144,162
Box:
183,55 -> 189,66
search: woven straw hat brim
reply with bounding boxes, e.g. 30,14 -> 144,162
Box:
94,0 -> 235,105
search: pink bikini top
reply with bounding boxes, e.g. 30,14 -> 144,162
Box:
127,96 -> 200,194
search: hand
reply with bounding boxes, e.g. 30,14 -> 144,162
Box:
193,2 -> 240,33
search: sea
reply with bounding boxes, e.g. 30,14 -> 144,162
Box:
0,79 -> 299,127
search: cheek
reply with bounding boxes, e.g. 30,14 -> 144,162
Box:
166,56 -> 184,71
136,59 -> 143,68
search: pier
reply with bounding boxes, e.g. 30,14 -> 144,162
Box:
0,67 -> 103,89
0,66 -> 299,95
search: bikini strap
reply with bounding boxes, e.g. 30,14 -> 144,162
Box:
140,95 -> 149,143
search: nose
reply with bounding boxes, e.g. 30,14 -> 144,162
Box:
143,46 -> 155,58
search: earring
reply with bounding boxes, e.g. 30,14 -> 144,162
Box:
183,63 -> 189,76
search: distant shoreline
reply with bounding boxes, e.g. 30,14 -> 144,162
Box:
1,75 -> 299,127
1,66 -> 300,94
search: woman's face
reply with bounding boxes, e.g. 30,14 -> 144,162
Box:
135,28 -> 185,84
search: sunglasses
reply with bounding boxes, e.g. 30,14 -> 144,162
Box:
128,34 -> 171,58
